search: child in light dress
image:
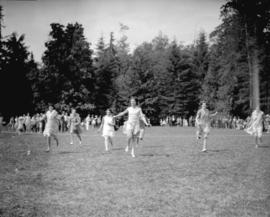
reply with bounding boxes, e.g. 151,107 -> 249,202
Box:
114,97 -> 149,158
43,105 -> 59,152
245,106 -> 264,148
98,109 -> 115,152
68,108 -> 82,145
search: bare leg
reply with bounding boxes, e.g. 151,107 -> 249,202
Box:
258,136 -> 263,146
70,133 -> 74,145
131,135 -> 137,157
104,136 -> 109,151
46,136 -> 51,152
108,136 -> 113,148
76,132 -> 82,144
202,134 -> 207,152
125,136 -> 132,152
52,134 -> 59,147
255,136 -> 258,148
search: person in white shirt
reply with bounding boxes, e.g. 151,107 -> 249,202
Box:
114,97 -> 149,158
43,105 -> 59,152
195,102 -> 217,152
85,114 -> 91,131
98,109 -> 115,152
245,105 -> 264,148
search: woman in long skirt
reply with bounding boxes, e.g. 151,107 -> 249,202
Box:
43,105 -> 59,152
114,97 -> 149,158
69,108 -> 82,145
245,106 -> 264,148
195,102 -> 217,152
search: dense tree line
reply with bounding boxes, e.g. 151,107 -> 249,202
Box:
0,0 -> 269,121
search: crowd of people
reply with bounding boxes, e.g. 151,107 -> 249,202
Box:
0,98 -> 269,156
159,114 -> 270,133
4,113 -> 103,134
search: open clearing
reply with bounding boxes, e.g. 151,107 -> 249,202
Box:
0,127 -> 270,217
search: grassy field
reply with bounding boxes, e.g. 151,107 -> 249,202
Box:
0,127 -> 270,217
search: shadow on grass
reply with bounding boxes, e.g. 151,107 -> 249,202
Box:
57,151 -> 82,155
257,145 -> 270,148
140,153 -> 171,157
111,147 -> 124,151
208,149 -> 230,152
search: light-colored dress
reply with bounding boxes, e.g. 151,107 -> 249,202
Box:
125,106 -> 143,136
17,116 -> 25,131
43,110 -> 58,137
69,113 -> 81,134
245,110 -> 264,137
102,115 -> 115,137
196,108 -> 211,134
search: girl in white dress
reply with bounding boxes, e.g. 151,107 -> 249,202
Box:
245,106 -> 264,148
114,97 -> 149,157
17,116 -> 25,135
195,102 -> 217,152
43,105 -> 59,152
68,108 -> 82,145
98,109 -> 115,152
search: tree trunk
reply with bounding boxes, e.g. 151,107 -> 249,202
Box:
252,48 -> 260,109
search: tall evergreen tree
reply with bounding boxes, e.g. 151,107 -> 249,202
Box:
39,22 -> 95,114
0,33 -> 33,116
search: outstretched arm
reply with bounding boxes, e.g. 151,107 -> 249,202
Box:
140,112 -> 150,126
114,109 -> 128,118
210,111 -> 218,117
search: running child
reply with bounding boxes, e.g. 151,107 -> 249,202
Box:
98,109 -> 115,152
245,105 -> 264,148
114,97 -> 149,158
43,105 -> 59,152
69,108 -> 82,145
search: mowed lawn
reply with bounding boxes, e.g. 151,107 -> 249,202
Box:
0,127 -> 270,217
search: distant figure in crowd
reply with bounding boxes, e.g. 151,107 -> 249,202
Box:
195,102 -> 218,152
98,109 -> 115,152
114,97 -> 149,158
245,106 -> 264,148
43,105 -> 59,152
85,114 -> 91,131
17,116 -> 25,135
69,108 -> 82,145
0,113 -> 3,133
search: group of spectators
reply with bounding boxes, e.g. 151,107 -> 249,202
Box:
2,112 -> 270,134
159,114 -> 270,132
5,113 -> 103,134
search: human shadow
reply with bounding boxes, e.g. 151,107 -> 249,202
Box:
139,153 -> 171,157
257,145 -> 270,148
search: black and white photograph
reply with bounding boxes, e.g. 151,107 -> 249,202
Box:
0,0 -> 270,216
